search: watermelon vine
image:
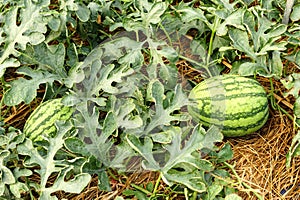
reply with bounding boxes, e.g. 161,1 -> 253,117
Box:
0,0 -> 300,199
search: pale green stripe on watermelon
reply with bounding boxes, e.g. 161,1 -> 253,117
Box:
24,98 -> 74,141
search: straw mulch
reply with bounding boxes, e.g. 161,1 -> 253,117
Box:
229,110 -> 300,200
227,75 -> 300,200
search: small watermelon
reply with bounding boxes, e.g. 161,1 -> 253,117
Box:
23,98 -> 74,141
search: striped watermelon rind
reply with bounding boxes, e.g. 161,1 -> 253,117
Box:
188,75 -> 269,137
24,98 -> 74,141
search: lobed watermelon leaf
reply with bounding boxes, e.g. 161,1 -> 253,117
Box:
3,67 -> 59,106
0,150 -> 16,196
20,42 -> 67,77
0,127 -> 31,199
17,121 -> 91,199
224,6 -> 287,77
126,125 -> 224,192
0,0 -> 49,77
142,81 -> 191,135
228,28 -> 257,60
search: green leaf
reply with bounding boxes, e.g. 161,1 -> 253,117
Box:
0,128 -> 29,198
0,58 -> 20,77
0,151 -> 15,185
64,63 -> 86,88
151,131 -> 172,144
17,121 -> 91,199
163,170 -> 207,193
290,4 -> 300,22
123,189 -> 148,200
210,143 -> 233,163
270,51 -> 283,78
126,135 -> 160,171
204,183 -> 223,200
294,97 -> 300,127
157,45 -> 178,63
177,6 -> 208,24
97,169 -> 111,191
281,73 -> 300,98
64,137 -> 90,157
0,150 -> 30,198
228,28 -> 257,60
238,62 -> 265,76
127,125 -> 223,192
143,82 -> 190,134
0,0 -> 49,75
109,97 -> 143,130
217,9 -> 245,36
78,39 -> 135,95
22,42 -> 67,77
285,48 -> 300,67
1,129 -> 25,150
46,14 -> 61,31
225,193 -> 242,200
9,182 -> 29,198
145,2 -> 168,25
41,167 -> 90,200
286,130 -> 300,168
242,8 -> 287,56
118,48 -> 144,69
294,97 -> 300,118
81,156 -> 110,191
3,67 -> 59,106
13,168 -> 32,179
74,100 -> 134,169
76,3 -> 91,22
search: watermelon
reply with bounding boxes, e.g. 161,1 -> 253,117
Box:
188,75 -> 269,137
23,98 -> 74,141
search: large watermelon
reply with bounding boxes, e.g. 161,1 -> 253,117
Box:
188,75 -> 269,137
23,98 -> 74,141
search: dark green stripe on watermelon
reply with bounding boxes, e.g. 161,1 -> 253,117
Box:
189,98 -> 268,121
24,99 -> 74,141
188,75 -> 269,137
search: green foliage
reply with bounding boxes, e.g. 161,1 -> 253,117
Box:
0,127 -> 29,199
4,67 -> 60,106
221,6 -> 287,78
286,130 -> 300,168
17,121 -> 91,200
0,0 -> 49,76
281,73 -> 300,126
1,0 -> 300,199
126,126 -> 223,192
283,74 -> 300,167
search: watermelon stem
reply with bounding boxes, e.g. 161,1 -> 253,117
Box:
206,17 -> 220,66
269,78 -> 278,110
269,78 -> 294,121
131,183 -> 152,195
206,14 -> 221,77
277,105 -> 294,122
224,162 -> 264,200
150,172 -> 162,198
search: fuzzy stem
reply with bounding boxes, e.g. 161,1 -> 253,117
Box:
151,172 -> 162,197
224,162 -> 264,200
131,183 -> 152,195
